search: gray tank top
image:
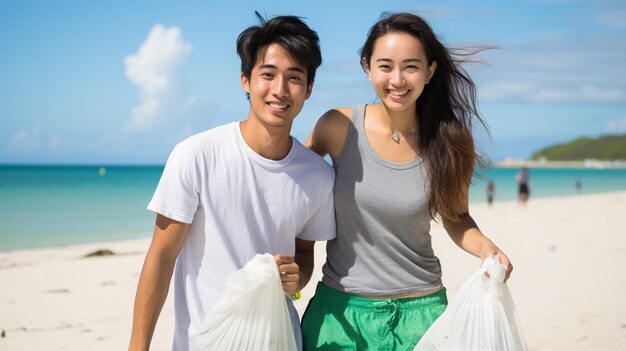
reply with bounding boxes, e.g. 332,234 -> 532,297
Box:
322,104 -> 443,296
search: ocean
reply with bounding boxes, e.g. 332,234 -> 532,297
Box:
1,165 -> 626,251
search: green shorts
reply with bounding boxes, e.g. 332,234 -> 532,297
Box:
301,282 -> 447,351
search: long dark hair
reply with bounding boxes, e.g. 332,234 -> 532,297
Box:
360,12 -> 488,222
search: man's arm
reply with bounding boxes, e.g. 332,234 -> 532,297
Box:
128,214 -> 189,351
275,239 -> 315,296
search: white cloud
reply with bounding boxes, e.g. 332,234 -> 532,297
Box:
473,31 -> 626,104
6,124 -> 66,154
605,117 -> 626,134
411,6 -> 457,20
8,124 -> 42,153
124,24 -> 193,131
48,136 -> 65,152
481,82 -> 626,102
595,10 -> 626,29
592,1 -> 626,29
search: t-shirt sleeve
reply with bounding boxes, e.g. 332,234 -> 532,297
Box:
147,144 -> 199,224
297,175 -> 337,241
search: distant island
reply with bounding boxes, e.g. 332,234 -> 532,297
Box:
493,134 -> 626,168
531,134 -> 626,161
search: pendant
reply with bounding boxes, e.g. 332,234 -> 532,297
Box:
391,132 -> 400,142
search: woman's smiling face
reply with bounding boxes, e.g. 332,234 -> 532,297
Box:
365,32 -> 436,113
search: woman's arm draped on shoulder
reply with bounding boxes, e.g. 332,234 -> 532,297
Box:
128,214 -> 189,351
442,195 -> 514,281
305,107 -> 352,162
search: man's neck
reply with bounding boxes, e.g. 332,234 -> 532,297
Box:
239,119 -> 293,161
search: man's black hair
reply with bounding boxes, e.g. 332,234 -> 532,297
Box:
236,11 -> 322,85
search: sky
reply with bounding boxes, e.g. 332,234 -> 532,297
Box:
1,0 -> 625,165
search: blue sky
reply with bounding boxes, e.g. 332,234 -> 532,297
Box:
1,0 -> 625,165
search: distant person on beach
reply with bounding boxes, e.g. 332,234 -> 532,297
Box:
301,13 -> 514,350
576,178 -> 582,193
486,179 -> 496,206
516,166 -> 531,204
128,13 -> 335,351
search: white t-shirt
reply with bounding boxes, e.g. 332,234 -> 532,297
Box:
147,122 -> 336,351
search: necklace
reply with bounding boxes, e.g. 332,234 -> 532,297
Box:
391,132 -> 401,142
391,128 -> 416,143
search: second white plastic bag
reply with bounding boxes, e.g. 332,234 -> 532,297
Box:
414,256 -> 527,351
189,253 -> 297,351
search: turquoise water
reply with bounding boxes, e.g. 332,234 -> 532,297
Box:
0,166 -> 161,251
1,165 -> 626,251
469,167 -> 626,203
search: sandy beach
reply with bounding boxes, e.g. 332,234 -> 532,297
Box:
1,191 -> 625,350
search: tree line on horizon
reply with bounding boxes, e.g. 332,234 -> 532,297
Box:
531,134 -> 626,161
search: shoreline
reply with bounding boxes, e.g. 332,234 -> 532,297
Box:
3,188 -> 626,254
492,159 -> 626,169
2,191 -> 626,350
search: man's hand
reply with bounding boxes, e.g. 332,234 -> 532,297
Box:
274,254 -> 300,296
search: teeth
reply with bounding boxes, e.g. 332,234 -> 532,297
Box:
268,102 -> 288,109
388,90 -> 409,96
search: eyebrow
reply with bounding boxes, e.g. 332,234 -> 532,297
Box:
258,64 -> 306,74
375,58 -> 422,63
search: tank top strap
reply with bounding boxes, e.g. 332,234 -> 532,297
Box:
350,104 -> 367,154
348,104 -> 366,149
334,105 -> 366,168
351,104 -> 366,125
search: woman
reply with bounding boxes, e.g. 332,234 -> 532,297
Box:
301,13 -> 513,350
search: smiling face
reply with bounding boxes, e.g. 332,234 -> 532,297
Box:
365,32 -> 436,113
241,43 -> 313,130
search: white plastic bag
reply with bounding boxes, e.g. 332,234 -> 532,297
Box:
414,256 -> 528,351
189,253 -> 297,351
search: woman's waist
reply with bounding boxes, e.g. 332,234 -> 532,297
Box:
315,281 -> 448,309
321,272 -> 444,299
357,284 -> 444,299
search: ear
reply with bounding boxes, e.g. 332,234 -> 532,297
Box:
305,81 -> 314,100
240,72 -> 250,94
426,61 -> 437,83
361,58 -> 372,81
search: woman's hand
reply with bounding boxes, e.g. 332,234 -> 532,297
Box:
480,241 -> 513,282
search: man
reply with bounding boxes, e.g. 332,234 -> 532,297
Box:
516,166 -> 530,205
128,13 -> 335,351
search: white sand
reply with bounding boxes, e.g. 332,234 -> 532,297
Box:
1,191 -> 625,350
